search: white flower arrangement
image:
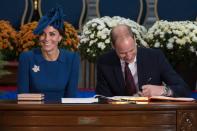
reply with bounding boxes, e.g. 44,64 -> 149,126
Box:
78,16 -> 147,62
146,20 -> 197,66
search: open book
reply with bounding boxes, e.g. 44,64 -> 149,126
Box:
94,95 -> 195,104
61,97 -> 98,104
61,95 -> 195,104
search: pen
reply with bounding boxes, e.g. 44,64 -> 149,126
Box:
136,77 -> 152,97
120,98 -> 136,104
146,77 -> 152,84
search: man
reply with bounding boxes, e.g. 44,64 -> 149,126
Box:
96,24 -> 191,97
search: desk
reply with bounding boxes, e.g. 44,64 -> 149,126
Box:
0,101 -> 197,131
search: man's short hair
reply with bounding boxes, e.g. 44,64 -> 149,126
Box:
110,24 -> 135,46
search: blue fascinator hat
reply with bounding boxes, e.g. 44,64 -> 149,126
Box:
34,5 -> 65,35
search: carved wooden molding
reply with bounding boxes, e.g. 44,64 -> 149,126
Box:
178,111 -> 194,131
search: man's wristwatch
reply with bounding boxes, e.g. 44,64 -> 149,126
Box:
161,86 -> 169,96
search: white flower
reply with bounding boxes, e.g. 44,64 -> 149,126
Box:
189,46 -> 195,52
84,30 -> 91,35
176,38 -> 186,45
90,34 -> 94,39
154,42 -> 160,48
98,42 -> 106,50
105,38 -> 110,44
192,36 -> 197,43
89,40 -> 94,46
166,43 -> 173,49
168,38 -> 174,43
97,25 -> 104,30
145,20 -> 197,65
101,34 -> 107,40
79,16 -> 147,62
92,23 -> 97,27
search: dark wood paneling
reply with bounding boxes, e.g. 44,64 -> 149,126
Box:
1,126 -> 176,131
0,111 -> 176,126
0,102 -> 197,131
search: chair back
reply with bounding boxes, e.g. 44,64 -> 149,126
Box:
155,0 -> 197,21
0,0 -> 28,30
141,0 -> 149,25
25,0 -> 35,22
96,0 -> 146,24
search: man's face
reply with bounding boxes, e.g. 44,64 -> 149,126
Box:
114,36 -> 137,63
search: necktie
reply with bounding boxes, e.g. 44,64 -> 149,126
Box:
124,62 -> 136,96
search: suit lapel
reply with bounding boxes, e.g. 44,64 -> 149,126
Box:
112,52 -> 125,93
113,64 -> 125,90
137,48 -> 144,90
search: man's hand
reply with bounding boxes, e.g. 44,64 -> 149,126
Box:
141,85 -> 165,97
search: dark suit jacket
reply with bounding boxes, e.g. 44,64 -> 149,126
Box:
96,47 -> 191,97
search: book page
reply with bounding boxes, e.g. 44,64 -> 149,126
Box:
18,93 -> 44,98
61,98 -> 98,103
18,97 -> 44,101
110,96 -> 149,101
150,96 -> 195,102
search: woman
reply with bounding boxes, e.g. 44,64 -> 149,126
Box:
17,6 -> 80,101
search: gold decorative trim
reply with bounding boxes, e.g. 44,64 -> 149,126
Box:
154,0 -> 160,20
27,0 -> 34,22
21,0 -> 28,26
78,0 -> 87,32
137,0 -> 143,24
96,0 -> 100,17
38,0 -> 42,17
141,0 -> 149,25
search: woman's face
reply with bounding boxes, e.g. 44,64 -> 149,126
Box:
39,26 -> 62,53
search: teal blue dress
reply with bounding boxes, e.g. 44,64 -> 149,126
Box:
17,48 -> 80,101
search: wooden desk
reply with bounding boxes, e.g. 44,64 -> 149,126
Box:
0,101 -> 197,131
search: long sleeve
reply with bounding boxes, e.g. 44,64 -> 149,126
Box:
17,52 -> 30,93
64,53 -> 80,97
96,61 -> 113,97
158,50 -> 191,97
